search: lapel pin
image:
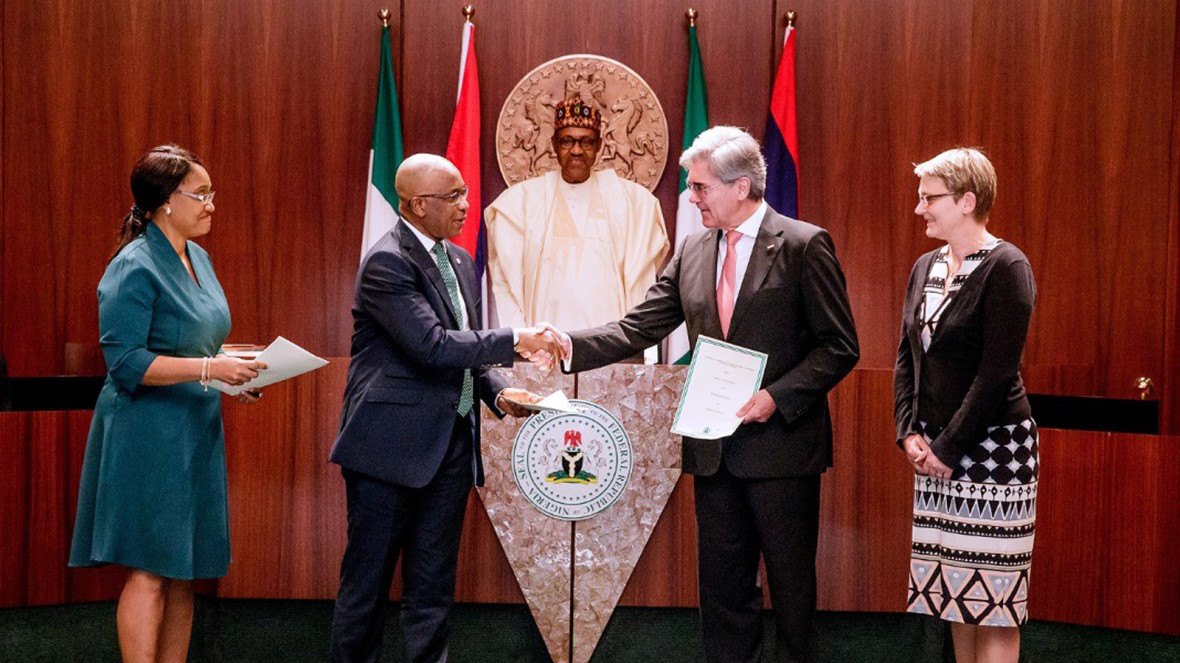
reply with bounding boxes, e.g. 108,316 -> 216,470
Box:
766,244 -> 775,253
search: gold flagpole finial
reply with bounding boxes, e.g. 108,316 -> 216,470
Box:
377,8 -> 391,28
786,10 -> 797,28
686,8 -> 699,27
462,5 -> 475,22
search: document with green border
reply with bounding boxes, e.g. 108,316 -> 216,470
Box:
671,335 -> 768,440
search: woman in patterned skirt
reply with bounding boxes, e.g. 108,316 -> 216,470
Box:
894,147 -> 1037,663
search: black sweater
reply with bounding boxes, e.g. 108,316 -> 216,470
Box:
893,241 -> 1036,467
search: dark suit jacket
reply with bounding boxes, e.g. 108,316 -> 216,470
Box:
330,220 -> 513,488
893,241 -> 1035,467
568,207 -> 859,478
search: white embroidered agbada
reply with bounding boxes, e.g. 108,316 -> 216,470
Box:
485,168 -> 669,330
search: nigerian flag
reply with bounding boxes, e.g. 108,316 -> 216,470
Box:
361,25 -> 405,257
667,23 -> 710,364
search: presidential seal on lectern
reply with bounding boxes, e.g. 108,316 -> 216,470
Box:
512,400 -> 633,521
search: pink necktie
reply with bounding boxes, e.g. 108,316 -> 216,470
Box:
717,230 -> 742,337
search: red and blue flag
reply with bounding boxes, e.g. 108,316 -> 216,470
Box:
763,23 -> 799,218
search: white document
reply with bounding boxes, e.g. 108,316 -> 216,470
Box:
210,336 -> 329,396
503,389 -> 576,413
671,336 -> 768,440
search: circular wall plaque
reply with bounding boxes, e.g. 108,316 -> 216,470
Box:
495,54 -> 668,192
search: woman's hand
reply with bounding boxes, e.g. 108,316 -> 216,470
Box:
235,389 -> 263,405
209,356 -> 267,386
922,453 -> 955,480
902,434 -> 931,473
903,433 -> 955,479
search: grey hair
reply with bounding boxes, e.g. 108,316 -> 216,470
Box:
679,126 -> 767,200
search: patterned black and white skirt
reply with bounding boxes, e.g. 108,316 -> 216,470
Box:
907,419 -> 1039,627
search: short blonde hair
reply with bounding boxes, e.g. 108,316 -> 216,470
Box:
913,147 -> 997,219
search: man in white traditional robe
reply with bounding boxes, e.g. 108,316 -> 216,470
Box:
486,94 -> 669,331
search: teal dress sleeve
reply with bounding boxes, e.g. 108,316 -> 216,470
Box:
97,250 -> 161,391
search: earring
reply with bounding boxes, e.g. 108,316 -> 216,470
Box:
165,206 -> 172,215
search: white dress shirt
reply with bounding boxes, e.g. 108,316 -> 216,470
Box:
715,201 -> 769,293
402,219 -> 469,322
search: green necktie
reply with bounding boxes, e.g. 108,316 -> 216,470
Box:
431,242 -> 473,417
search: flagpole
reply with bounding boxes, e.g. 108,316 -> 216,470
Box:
462,4 -> 474,22
669,6 -> 710,364
786,10 -> 797,29
378,7 -> 390,27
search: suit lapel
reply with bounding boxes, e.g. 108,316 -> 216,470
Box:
696,229 -> 724,338
729,209 -> 786,335
397,221 -> 460,328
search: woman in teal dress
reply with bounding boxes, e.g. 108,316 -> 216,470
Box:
70,145 -> 266,663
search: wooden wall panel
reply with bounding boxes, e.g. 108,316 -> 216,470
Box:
1164,1 -> 1180,435
817,370 -> 913,612
778,0 -> 973,377
967,0 -> 1174,400
0,411 -> 123,608
1032,429 -> 1180,633
0,414 -> 30,606
1,0 -> 381,377
453,494 -> 526,604
217,360 -> 350,599
617,478 -> 698,608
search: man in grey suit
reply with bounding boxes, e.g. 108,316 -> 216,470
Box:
547,127 -> 859,662
329,154 -> 561,663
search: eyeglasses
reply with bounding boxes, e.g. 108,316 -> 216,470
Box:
176,190 -> 216,204
554,136 -> 600,151
416,187 -> 469,205
917,192 -> 955,206
685,180 -> 733,195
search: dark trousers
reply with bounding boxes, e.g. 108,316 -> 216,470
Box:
694,464 -> 822,663
330,418 -> 474,663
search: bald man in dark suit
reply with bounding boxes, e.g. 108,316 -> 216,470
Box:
329,154 -> 561,663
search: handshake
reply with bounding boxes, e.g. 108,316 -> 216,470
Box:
513,322 -> 572,372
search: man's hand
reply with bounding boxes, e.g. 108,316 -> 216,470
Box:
535,322 -> 572,362
736,389 -> 776,423
496,387 -> 542,418
514,323 -> 570,372
515,327 -> 563,359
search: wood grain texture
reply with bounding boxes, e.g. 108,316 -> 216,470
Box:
776,0 -> 973,376
0,411 -> 124,608
1164,1 -> 1180,435
617,478 -> 698,608
1,0 -> 381,376
966,0 -> 1175,400
818,370 -> 913,612
216,359 -> 350,599
1032,429 -> 1180,633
